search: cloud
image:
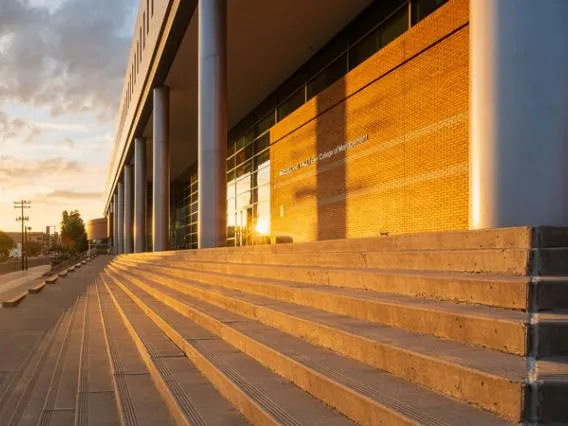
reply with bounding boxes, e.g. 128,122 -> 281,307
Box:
0,155 -> 87,187
0,110 -> 36,143
56,137 -> 75,148
0,0 -> 136,121
36,190 -> 102,201
32,121 -> 90,133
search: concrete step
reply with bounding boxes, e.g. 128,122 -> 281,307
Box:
128,226 -> 568,255
109,263 -> 529,419
102,269 -> 510,425
0,298 -> 79,425
99,276 -> 248,425
37,295 -> 87,426
100,274 -> 357,426
96,280 -> 176,426
110,260 -> 568,357
75,283 -> 121,426
122,257 -> 532,310
124,248 -> 532,275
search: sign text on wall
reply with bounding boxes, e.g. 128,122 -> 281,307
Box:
279,134 -> 369,177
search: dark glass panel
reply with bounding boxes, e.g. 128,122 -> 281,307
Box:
349,5 -> 408,70
228,141 -> 236,156
227,156 -> 235,172
411,0 -> 447,25
244,143 -> 254,161
277,68 -> 308,104
255,133 -> 270,154
307,54 -> 348,100
254,112 -> 275,137
234,148 -> 246,165
277,87 -> 305,122
308,29 -> 348,76
255,149 -> 270,168
349,0 -> 407,43
381,5 -> 409,46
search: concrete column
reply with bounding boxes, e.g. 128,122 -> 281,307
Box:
123,164 -> 134,253
198,0 -> 227,248
134,137 -> 147,252
106,212 -> 112,251
153,86 -> 170,251
117,181 -> 124,254
470,0 -> 568,228
113,193 -> 118,254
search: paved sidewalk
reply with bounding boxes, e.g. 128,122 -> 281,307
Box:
0,265 -> 52,297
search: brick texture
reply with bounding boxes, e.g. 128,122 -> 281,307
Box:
270,0 -> 469,243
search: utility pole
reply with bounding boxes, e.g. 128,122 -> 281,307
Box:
14,200 -> 31,272
50,224 -> 58,249
25,226 -> 31,270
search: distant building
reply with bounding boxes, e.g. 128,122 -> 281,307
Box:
86,218 -> 110,254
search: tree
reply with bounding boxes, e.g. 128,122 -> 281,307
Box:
60,210 -> 88,253
0,231 -> 15,258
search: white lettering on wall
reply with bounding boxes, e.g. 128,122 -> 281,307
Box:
279,134 -> 369,177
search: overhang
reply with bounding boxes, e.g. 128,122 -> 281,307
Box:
104,0 -> 373,212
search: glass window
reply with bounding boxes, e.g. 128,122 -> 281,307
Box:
190,202 -> 198,215
411,0 -> 447,25
381,5 -> 409,47
254,113 -> 275,137
307,54 -> 348,100
349,0 -> 407,43
254,133 -> 270,154
278,68 -> 308,104
227,197 -> 236,212
244,143 -> 254,161
257,163 -> 270,187
350,5 -> 408,70
277,87 -> 305,122
227,180 -> 236,198
236,159 -> 253,179
258,184 -> 270,204
255,202 -> 271,237
350,27 -> 380,69
228,140 -> 236,156
308,29 -> 348,76
234,148 -> 246,166
227,156 -> 235,172
236,191 -> 251,212
236,175 -> 251,196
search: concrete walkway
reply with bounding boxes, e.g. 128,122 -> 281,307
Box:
0,265 -> 52,297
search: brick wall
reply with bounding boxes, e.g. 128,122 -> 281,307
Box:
270,0 -> 469,243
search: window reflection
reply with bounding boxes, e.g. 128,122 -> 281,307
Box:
226,137 -> 271,246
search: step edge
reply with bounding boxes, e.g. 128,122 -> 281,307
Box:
106,268 -> 517,424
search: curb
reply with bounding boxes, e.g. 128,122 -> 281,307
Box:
28,282 -> 46,294
45,276 -> 58,284
1,292 -> 28,308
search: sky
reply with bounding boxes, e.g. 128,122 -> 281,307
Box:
0,0 -> 137,232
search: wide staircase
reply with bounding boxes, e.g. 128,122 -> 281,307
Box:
1,227 -> 567,424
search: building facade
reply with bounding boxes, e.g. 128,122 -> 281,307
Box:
104,0 -> 568,253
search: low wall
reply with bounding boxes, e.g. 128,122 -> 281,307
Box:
0,257 -> 51,276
